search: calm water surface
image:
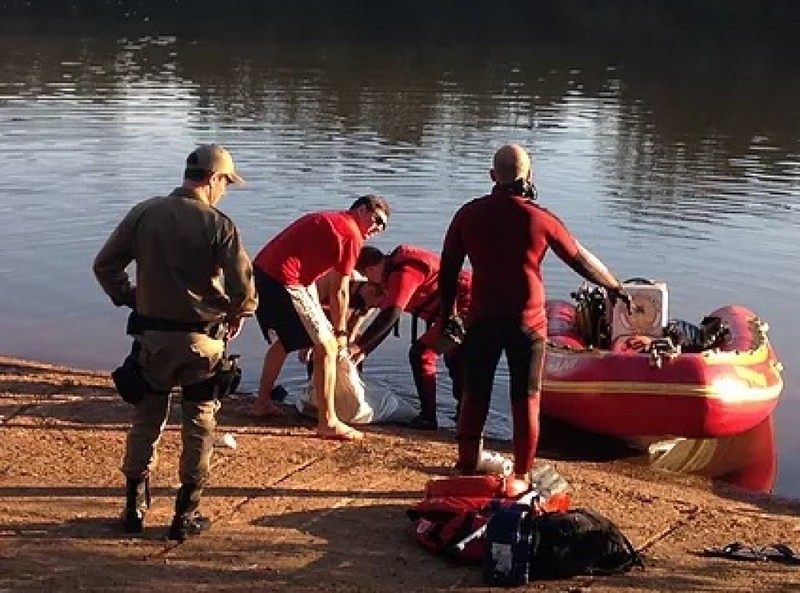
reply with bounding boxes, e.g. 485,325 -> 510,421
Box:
1,16 -> 798,495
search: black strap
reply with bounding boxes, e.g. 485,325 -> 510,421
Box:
408,289 -> 442,343
126,311 -> 222,336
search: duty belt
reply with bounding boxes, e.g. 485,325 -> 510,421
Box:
126,311 -> 226,338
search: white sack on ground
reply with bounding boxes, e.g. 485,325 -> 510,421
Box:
297,357 -> 417,424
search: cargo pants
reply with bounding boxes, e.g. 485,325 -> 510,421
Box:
122,330 -> 224,487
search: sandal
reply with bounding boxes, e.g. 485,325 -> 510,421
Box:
759,543 -> 800,565
702,542 -> 767,562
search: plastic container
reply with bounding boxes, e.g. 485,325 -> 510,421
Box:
609,281 -> 669,340
477,450 -> 513,477
214,433 -> 237,449
530,463 -> 572,511
529,463 -> 571,498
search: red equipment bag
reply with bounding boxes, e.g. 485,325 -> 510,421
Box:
424,474 -> 506,499
407,494 -> 494,563
408,475 -> 570,564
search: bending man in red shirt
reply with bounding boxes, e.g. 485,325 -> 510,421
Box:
439,143 -> 629,493
251,195 -> 390,441
350,245 -> 471,430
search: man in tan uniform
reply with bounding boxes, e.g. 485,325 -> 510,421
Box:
93,144 -> 258,540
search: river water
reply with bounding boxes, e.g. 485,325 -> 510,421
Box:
1,9 -> 798,495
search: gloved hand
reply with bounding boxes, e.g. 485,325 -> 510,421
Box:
116,287 -> 137,310
608,286 -> 633,314
441,314 -> 466,345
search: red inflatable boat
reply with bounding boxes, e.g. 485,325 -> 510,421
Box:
541,287 -> 784,439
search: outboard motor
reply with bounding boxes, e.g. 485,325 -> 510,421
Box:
572,285 -> 610,348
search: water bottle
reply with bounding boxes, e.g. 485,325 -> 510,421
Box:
477,450 -> 513,477
529,463 -> 572,511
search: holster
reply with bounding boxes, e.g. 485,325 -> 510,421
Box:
182,354 -> 241,402
111,342 -> 150,405
215,354 -> 242,398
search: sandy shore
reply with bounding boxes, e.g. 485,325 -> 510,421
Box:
1,354 -> 799,592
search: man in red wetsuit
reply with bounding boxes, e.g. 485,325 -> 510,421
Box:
251,195 -> 390,441
350,245 -> 472,430
439,143 -> 630,493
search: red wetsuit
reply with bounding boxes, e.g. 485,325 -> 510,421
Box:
440,186 -> 580,475
368,246 -> 471,423
443,189 -> 579,333
381,245 -> 471,321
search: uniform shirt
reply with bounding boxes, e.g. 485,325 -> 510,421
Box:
253,211 -> 363,287
441,187 -> 579,333
93,187 -> 258,323
381,245 -> 471,321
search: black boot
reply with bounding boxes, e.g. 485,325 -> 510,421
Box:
409,413 -> 438,430
410,396 -> 438,430
121,476 -> 151,534
167,484 -> 211,541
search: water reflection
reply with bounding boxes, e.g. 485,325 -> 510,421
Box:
542,415 -> 777,494
1,24 -> 798,216
636,416 -> 777,494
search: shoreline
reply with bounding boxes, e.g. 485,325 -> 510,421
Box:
2,353 -> 799,592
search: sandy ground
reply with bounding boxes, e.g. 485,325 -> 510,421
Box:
1,354 -> 799,592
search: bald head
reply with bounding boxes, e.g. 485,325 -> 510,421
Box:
491,144 -> 532,184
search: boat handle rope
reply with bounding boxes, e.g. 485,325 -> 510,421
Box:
649,338 -> 679,369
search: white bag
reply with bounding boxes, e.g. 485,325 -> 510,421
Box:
297,357 -> 416,425
332,357 -> 372,423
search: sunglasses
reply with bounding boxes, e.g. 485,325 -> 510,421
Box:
212,173 -> 235,185
370,210 -> 388,231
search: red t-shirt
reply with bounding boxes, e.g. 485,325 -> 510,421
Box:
253,211 -> 363,286
381,245 -> 471,321
441,188 -> 579,332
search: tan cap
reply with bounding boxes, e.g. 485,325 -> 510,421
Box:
186,144 -> 245,186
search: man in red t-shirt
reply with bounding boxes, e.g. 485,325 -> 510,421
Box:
439,144 -> 630,493
251,195 -> 390,441
350,245 -> 472,430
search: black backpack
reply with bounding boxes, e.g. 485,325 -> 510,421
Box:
529,508 -> 644,579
